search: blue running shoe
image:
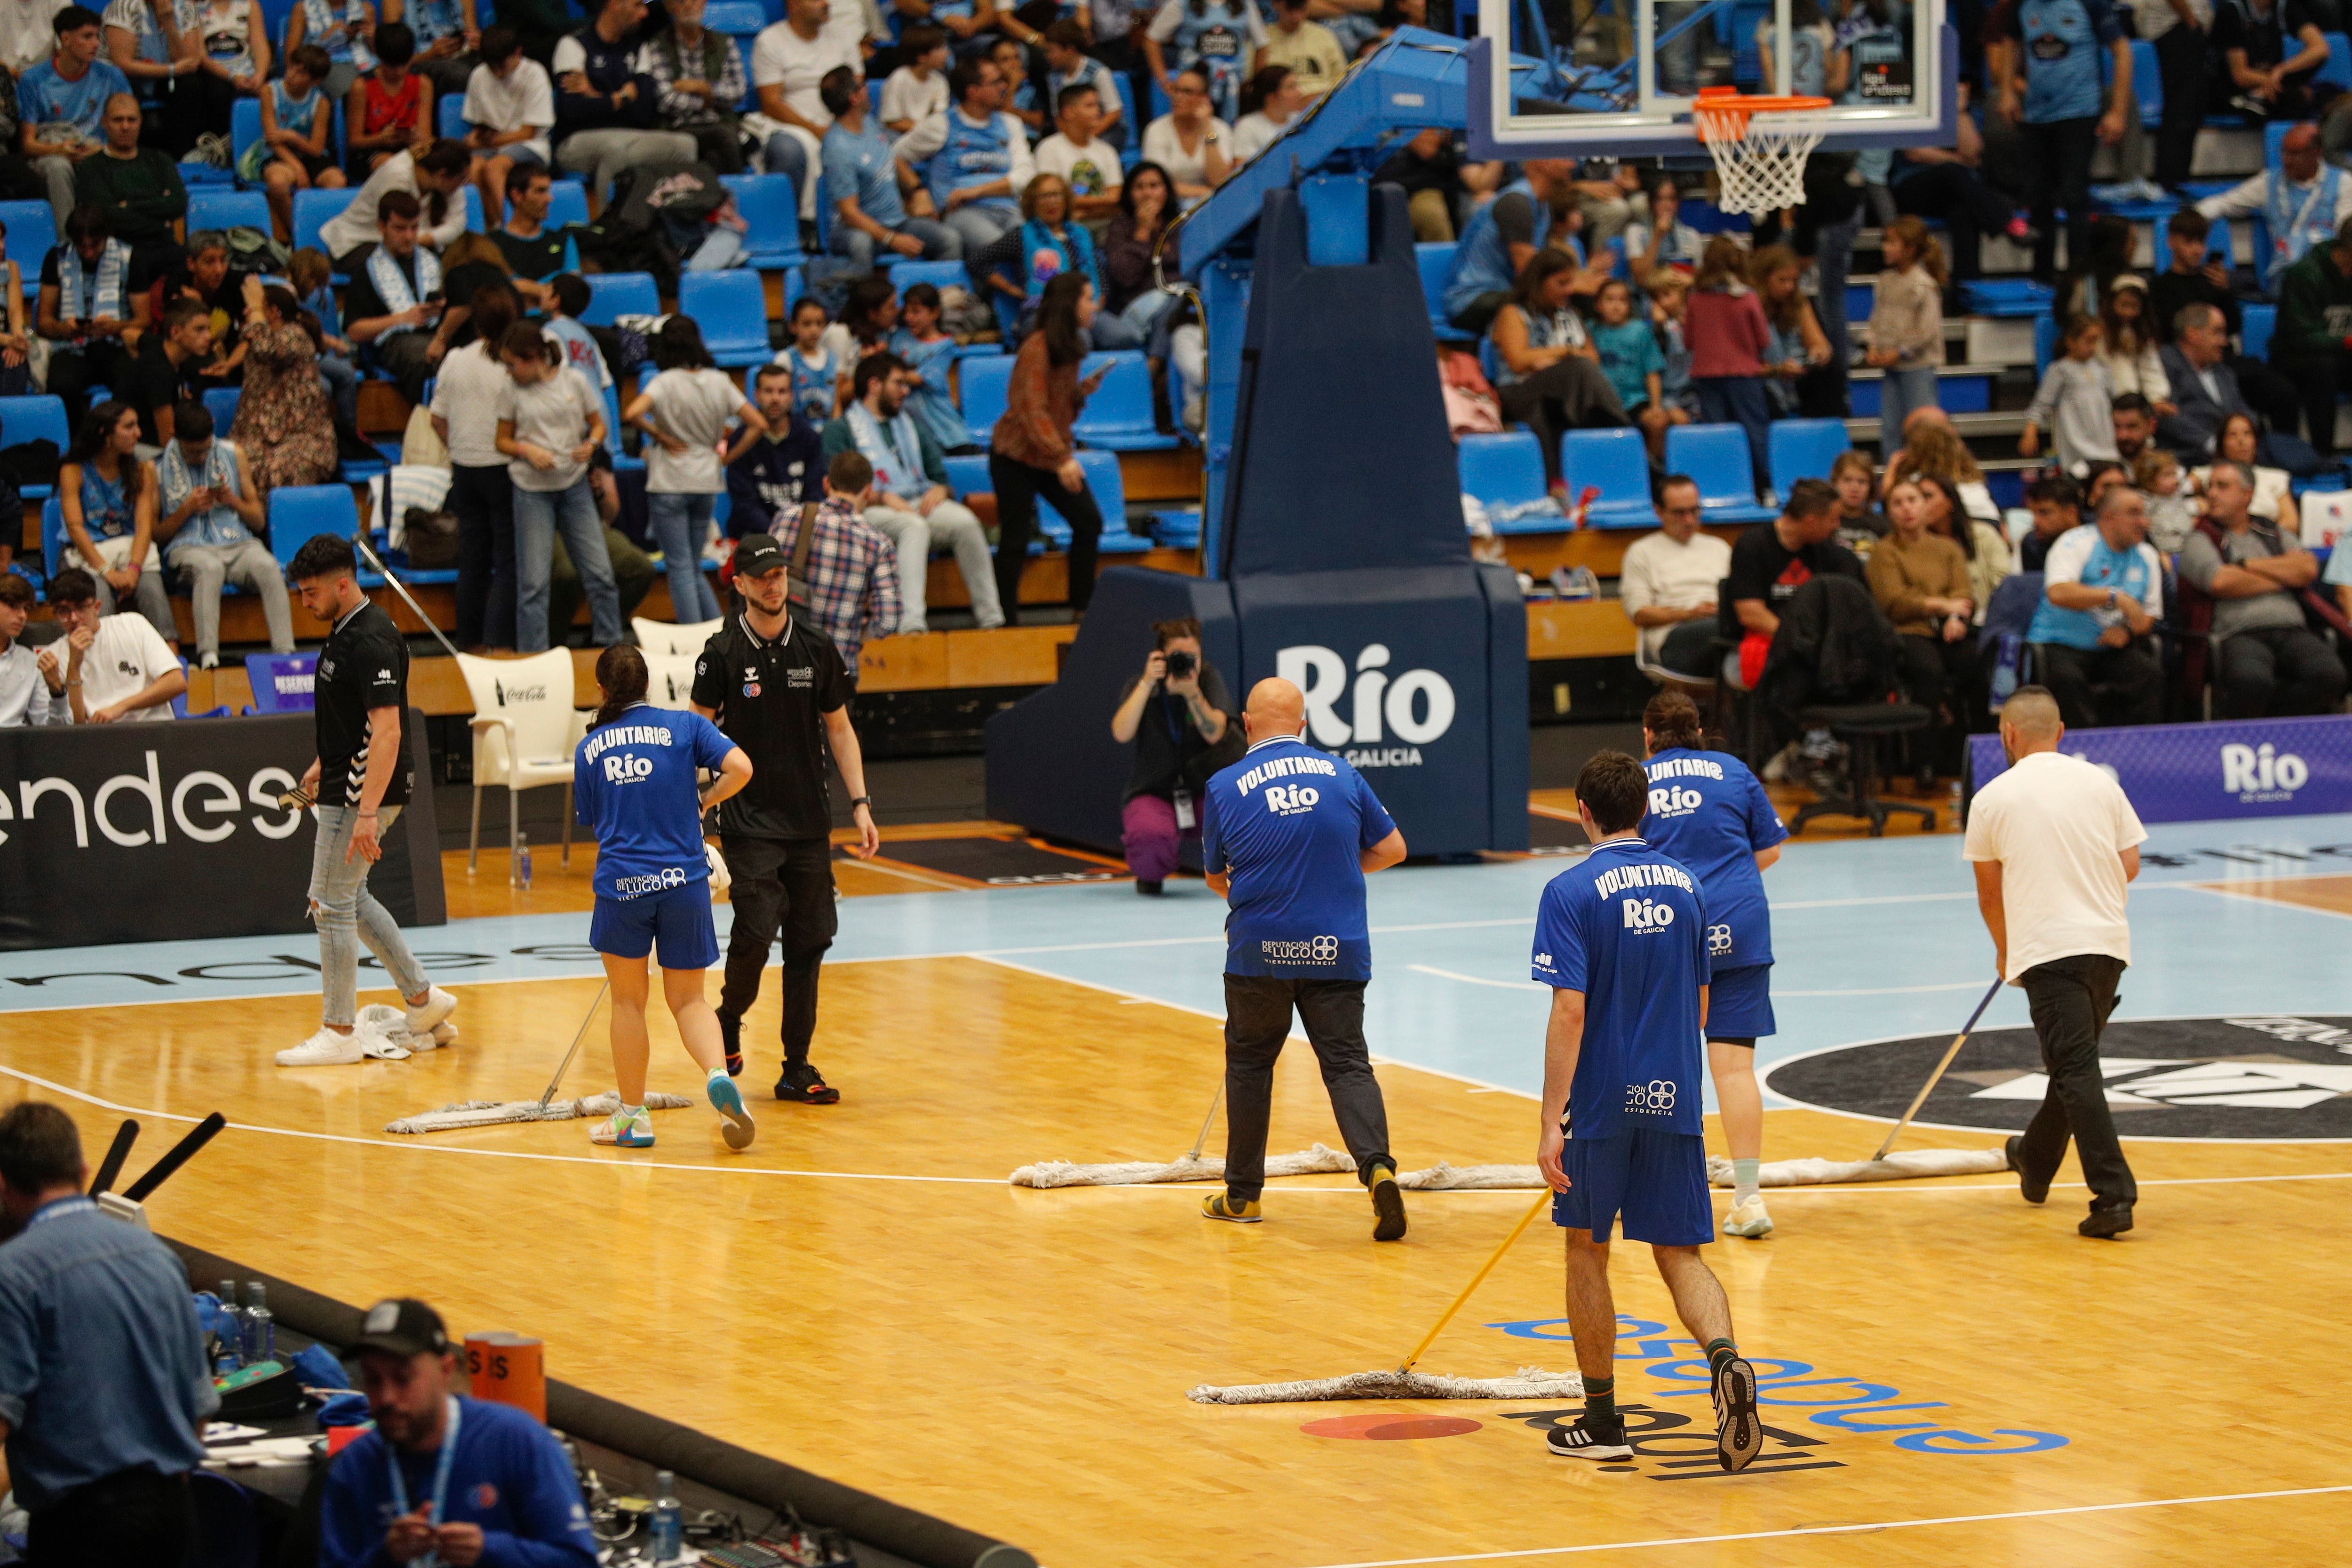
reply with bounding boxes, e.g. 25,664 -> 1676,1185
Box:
707,1072 -> 756,1150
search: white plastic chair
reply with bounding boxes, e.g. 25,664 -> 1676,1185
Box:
455,650 -> 581,882
632,616 -> 724,657
642,650 -> 699,709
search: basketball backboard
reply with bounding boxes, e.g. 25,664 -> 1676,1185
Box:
1464,0 -> 1955,161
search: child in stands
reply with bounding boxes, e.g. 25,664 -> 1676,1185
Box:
880,26 -> 950,135
345,21 -> 433,177
2133,446 -> 2194,552
1864,215 -> 1946,453
290,247 -> 360,432
776,295 -> 843,429
892,282 -> 976,454
2097,275 -> 2169,406
2021,315 -> 2121,475
1590,276 -> 1674,463
246,45 -> 347,241
1645,269 -> 1698,424
1685,236 -> 1773,496
1830,448 -> 1889,555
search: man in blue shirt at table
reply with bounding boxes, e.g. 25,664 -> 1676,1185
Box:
1529,750 -> 1762,1472
0,1100 -> 216,1566
1200,675 -> 1410,1241
322,1296 -> 598,1568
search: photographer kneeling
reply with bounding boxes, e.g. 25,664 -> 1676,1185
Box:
1110,617 -> 1240,894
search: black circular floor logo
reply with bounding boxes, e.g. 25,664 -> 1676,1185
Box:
1767,1015 -> 2352,1142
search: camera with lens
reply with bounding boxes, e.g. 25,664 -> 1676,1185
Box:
1164,651 -> 1197,679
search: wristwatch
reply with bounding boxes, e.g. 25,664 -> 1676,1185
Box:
849,796 -> 873,810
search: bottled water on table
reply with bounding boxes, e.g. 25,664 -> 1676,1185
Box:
650,1470 -> 683,1561
242,1281 -> 274,1366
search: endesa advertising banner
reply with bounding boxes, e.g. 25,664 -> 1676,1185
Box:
1968,714 -> 2352,825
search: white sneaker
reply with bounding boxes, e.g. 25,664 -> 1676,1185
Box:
404,987 -> 456,1038
1723,1195 -> 1775,1238
277,1027 -> 366,1067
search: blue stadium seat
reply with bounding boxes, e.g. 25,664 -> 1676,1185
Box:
1072,352 -> 1176,450
243,652 -> 317,713
0,201 -> 54,297
202,387 -> 241,434
292,187 -> 356,259
1036,449 -> 1149,552
231,98 -> 262,184
721,174 -> 804,268
2241,301 -> 2276,360
602,384 -> 644,473
546,180 -> 590,231
704,0 -> 766,26
2265,119 -> 2295,171
1456,430 -> 1547,511
461,184 -> 485,232
188,188 -> 270,234
1416,242 -> 1466,339
1666,424 -> 1775,522
2033,310 -> 2057,376
438,95 -> 467,140
2323,31 -> 2352,91
267,485 -> 359,572
39,495 -> 63,576
0,395 -> 67,499
678,270 -> 771,365
891,259 -> 966,294
2101,39 -> 2161,127
1558,427 -> 1654,528
582,271 -> 660,326
942,453 -> 989,497
1767,418 -> 1850,493
2207,215 -> 2236,273
958,353 -> 1015,443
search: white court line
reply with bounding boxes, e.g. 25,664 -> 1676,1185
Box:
2181,881 -> 2352,923
1409,965 -> 1543,993
1287,1484 -> 2352,1568
1409,966 -> 2002,1000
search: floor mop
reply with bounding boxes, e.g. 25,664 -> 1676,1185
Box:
1189,1188 -> 1582,1403
383,981 -> 694,1134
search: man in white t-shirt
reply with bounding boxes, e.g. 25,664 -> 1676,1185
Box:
461,26 -> 554,222
1618,476 -> 1729,677
1032,79 -> 1120,218
35,566 -> 183,723
751,0 -> 858,221
1962,686 -> 2146,1239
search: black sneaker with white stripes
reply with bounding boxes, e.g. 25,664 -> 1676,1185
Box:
1544,1416 -> 1630,1461
1712,1353 -> 1763,1472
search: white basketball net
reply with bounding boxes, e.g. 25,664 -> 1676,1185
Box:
1694,105 -> 1828,217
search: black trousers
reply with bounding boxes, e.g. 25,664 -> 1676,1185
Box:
1447,289 -> 1512,338
1221,975 -> 1392,1202
2231,353 -> 2304,442
718,834 -> 837,1064
26,1467 -> 195,1568
2277,349 -> 2352,455
989,449 -> 1103,624
2214,624 -> 2351,718
451,462 -> 517,650
2153,24 -> 2208,188
2033,639 -> 2164,729
1896,630 -> 1979,771
2020,116 -> 2098,282
368,330 -> 436,406
2015,953 -> 2136,1211
1497,359 -> 1629,486
1655,618 -> 1719,679
45,340 -> 135,429
1893,162 -> 2015,283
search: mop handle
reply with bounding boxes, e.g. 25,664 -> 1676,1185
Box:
1397,1187 -> 1552,1375
536,981 -> 610,1110
88,1119 -> 138,1197
1184,1082 -> 1225,1163
352,531 -> 468,664
1869,976 -> 2006,1162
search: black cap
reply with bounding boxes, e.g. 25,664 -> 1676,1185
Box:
351,1297 -> 450,1358
733,534 -> 788,579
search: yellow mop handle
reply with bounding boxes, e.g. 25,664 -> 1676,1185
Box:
1397,1186 -> 1554,1375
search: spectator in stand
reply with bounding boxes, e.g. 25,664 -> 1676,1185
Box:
1141,64 -> 1231,201
2021,314 -> 2120,473
285,0 -> 377,101
2020,471 -> 2082,572
320,1297 -> 597,1568
2130,0 -> 2205,192
2271,216 -> 2352,457
1875,93 -> 2027,285
1686,235 -> 1772,496
1438,158 -> 1577,334
1724,478 -> 1862,692
1873,475 -> 1979,783
909,55 -> 1033,254
245,45 -> 344,243
896,0 -> 994,49
36,564 -> 184,721
340,189 -> 447,403
769,451 -> 903,676
1257,0 -> 1343,99
2110,390 -> 2155,468
494,319 -> 617,652
321,137 -> 471,260
640,0 -> 741,172
489,165 -> 568,300
2136,446 -> 2196,550
1750,245 -> 1830,418
1621,177 -> 1703,277
991,35 -> 1044,138
1590,276 -> 1676,464
821,66 -> 959,268
2328,512 -> 2352,619
1108,613 -> 1236,895
1371,127 -> 1494,244
20,8 -> 136,228
72,91 -> 182,263
751,0 -> 858,221
1103,160 -> 1175,339
1034,80 -> 1123,220
2149,208 -> 2234,343
1145,0 -> 1266,124
0,1102 -> 216,1564
1884,410 -> 2001,526
154,397 -> 289,668
626,317 -> 767,626
1487,248 -> 1628,494
1647,268 -> 1699,421
2081,457 -> 2129,513
892,282 -> 972,454
127,296 -> 206,446
104,0 -> 203,158
0,575 -> 55,726
2212,0 -> 2328,120
774,295 -> 841,429
1228,63 -> 1300,164
186,0 -> 271,129
2195,123 -> 2352,295
991,272 -> 1109,624
554,0 -> 694,208
430,281 -> 517,649
2178,461 -> 2345,716
1986,0 -> 2130,286
2096,276 -> 2168,408
230,278 -> 339,495
982,172 -> 1149,349
2158,301 -> 2256,457
2027,482 -> 2164,728
1038,30 -> 1128,161
1619,473 -> 1730,681
1913,470 -> 2012,625
461,25 -> 556,212
1567,162 -> 1642,249
0,0 -> 71,79
880,24 -> 948,135
1863,216 -> 1945,454
823,351 -> 1004,633
1829,449 -> 1888,555
38,203 -> 145,427
2190,410 -> 2298,532
727,362 -> 824,537
59,397 -> 174,643
345,21 -> 431,177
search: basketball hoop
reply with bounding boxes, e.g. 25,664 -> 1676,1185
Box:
1690,87 -> 1835,217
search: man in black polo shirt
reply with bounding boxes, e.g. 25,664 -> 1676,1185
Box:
691,534 -> 880,1102
277,534 -> 457,1068
491,163 -> 566,306
127,299 -> 208,447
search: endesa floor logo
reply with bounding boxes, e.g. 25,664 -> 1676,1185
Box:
1277,642 -> 1455,768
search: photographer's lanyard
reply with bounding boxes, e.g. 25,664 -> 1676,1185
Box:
1163,696 -> 1196,831
387,1397 -> 463,1565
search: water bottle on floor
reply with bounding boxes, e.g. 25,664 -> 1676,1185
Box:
517,832 -> 533,891
650,1471 -> 682,1561
242,1281 -> 274,1366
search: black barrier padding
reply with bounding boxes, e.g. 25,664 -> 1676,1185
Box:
159,1237 -> 1038,1568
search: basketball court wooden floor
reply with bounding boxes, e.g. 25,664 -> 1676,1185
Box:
8,812 -> 2352,1566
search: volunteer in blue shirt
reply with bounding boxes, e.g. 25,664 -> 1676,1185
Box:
573,642 -> 759,1151
1987,0 -> 2132,284
0,1101 -> 215,1565
321,1297 -> 599,1568
1200,676 -> 1410,1240
1638,689 -> 1787,1240
2026,483 -> 2165,730
1530,750 -> 1761,1471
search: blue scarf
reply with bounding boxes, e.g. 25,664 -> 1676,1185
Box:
844,398 -> 926,497
1017,218 -> 1098,302
159,439 -> 249,555
366,244 -> 441,334
56,239 -> 131,323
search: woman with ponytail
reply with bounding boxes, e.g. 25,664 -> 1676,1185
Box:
1637,689 -> 1788,1239
571,643 -> 758,1151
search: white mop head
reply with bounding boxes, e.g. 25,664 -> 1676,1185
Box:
1010,1144 -> 1358,1188
1706,1147 -> 2011,1186
385,1090 -> 693,1135
1187,1367 -> 1583,1404
1396,1162 -> 1543,1190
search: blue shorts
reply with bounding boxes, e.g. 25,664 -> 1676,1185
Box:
1551,1130 -> 1713,1247
589,880 -> 717,969
1707,962 -> 1775,1042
